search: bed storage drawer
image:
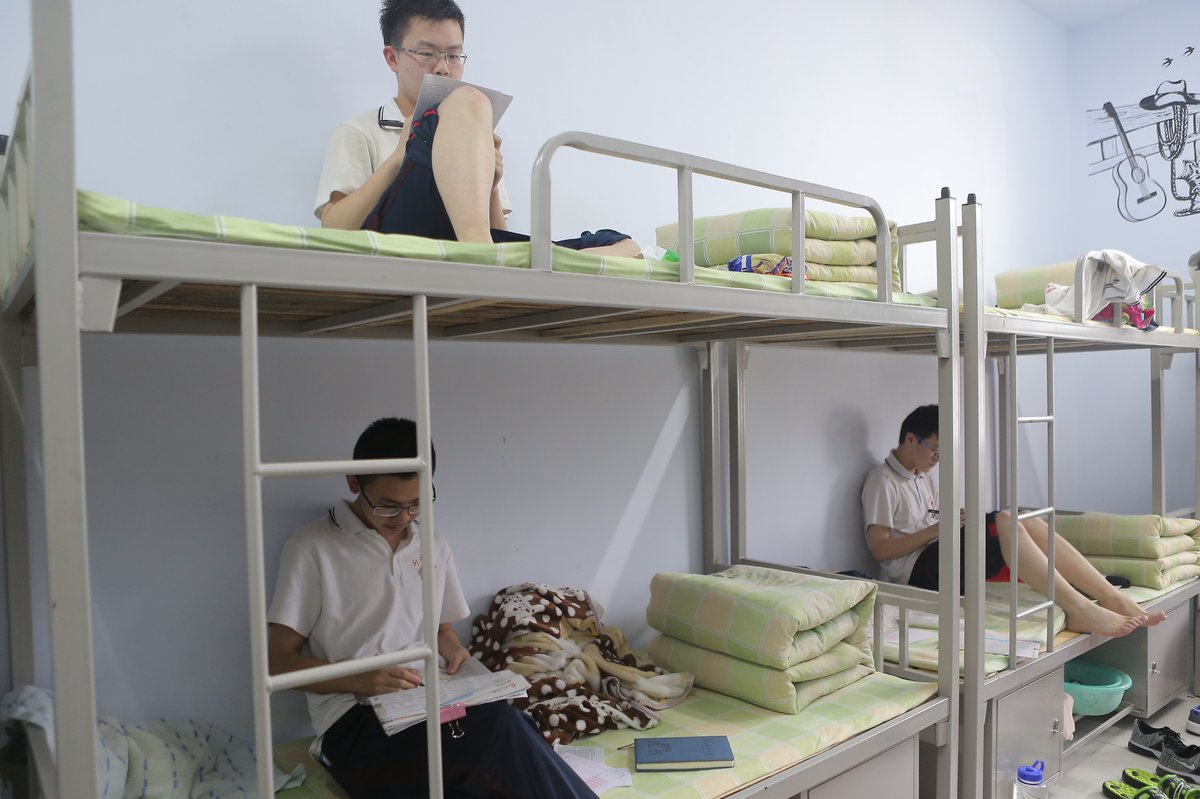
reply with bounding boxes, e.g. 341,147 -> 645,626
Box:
808,737 -> 918,799
1088,599 -> 1193,717
987,667 -> 1064,799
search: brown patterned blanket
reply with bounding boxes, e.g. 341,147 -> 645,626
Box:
469,582 -> 692,744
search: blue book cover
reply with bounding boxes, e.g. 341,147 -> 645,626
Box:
633,735 -> 734,771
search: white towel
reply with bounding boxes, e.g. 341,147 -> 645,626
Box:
1022,249 -> 1167,321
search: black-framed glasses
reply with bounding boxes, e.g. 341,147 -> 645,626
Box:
394,46 -> 467,67
377,106 -> 405,130
360,484 -> 436,518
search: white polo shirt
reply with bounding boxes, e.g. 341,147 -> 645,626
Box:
313,98 -> 511,221
267,500 -> 470,735
861,451 -> 939,583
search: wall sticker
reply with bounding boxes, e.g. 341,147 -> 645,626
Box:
1088,48 -> 1200,221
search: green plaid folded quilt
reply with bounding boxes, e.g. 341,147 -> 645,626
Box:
646,566 -> 875,670
649,635 -> 872,714
654,206 -> 901,288
1056,512 -> 1200,559
993,262 -> 1076,308
1083,551 -> 1200,590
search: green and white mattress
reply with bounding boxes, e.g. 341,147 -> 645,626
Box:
274,675 -> 937,799
73,191 -> 941,305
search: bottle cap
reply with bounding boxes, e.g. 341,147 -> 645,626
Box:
1016,760 -> 1045,784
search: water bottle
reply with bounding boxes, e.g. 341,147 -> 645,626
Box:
1013,760 -> 1048,799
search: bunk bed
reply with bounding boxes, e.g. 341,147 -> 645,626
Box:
0,4 -> 964,798
715,202 -> 1200,799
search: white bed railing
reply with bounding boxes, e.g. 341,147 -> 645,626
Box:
530,130 -> 895,305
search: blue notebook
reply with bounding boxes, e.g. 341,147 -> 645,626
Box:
633,735 -> 734,771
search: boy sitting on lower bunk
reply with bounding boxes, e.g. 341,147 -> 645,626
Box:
315,0 -> 638,256
861,404 -> 1166,637
267,417 -> 598,798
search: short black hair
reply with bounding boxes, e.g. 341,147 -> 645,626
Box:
353,417 -> 436,485
898,404 -> 939,445
379,0 -> 465,46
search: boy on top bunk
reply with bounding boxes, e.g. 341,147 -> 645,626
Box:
861,404 -> 1166,637
266,417 -> 598,798
315,0 -> 638,255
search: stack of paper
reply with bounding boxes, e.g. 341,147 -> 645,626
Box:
369,658 -> 530,736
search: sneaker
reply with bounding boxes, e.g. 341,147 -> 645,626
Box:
1158,739 -> 1200,783
1189,706 -> 1200,736
1132,719 -> 1186,757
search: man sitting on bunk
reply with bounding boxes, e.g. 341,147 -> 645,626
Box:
266,417 -> 598,798
861,404 -> 1166,637
314,0 -> 638,256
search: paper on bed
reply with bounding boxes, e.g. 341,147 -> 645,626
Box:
414,74 -> 512,128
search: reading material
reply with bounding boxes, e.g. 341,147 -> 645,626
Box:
413,74 -> 512,129
369,657 -> 530,736
553,745 -> 632,794
633,735 -> 735,772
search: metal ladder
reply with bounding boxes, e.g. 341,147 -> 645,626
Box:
998,334 -> 1059,660
240,287 -> 448,798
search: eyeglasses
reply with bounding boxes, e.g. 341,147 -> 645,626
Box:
360,484 -> 436,518
915,436 -> 940,461
394,46 -> 468,68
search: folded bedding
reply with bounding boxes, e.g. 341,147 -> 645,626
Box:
469,582 -> 691,745
648,635 -> 872,715
654,206 -> 901,288
1055,512 -> 1200,559
1081,551 -> 1200,590
76,190 -> 940,305
645,565 -> 875,670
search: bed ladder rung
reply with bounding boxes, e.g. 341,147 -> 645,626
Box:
1016,415 -> 1053,424
1015,600 -> 1055,620
257,457 -> 427,479
267,645 -> 435,693
1016,506 -> 1053,522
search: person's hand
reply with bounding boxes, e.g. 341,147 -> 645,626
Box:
443,647 -> 471,675
360,665 -> 424,696
492,133 -> 504,188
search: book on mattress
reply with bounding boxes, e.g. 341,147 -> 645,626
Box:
633,735 -> 734,771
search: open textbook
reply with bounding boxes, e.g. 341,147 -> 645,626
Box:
413,74 -> 512,129
368,657 -> 530,736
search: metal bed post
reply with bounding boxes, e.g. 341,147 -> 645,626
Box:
725,341 -> 748,565
0,319 -> 35,687
936,188 -> 962,799
700,341 -> 724,573
1150,349 -> 1169,516
241,284 -> 277,796
30,0 -> 104,793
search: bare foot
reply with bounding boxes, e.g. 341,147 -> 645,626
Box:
1098,593 -> 1166,626
1065,603 -> 1141,637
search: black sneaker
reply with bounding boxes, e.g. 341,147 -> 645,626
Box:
1157,738 -> 1200,783
1130,719 -> 1185,757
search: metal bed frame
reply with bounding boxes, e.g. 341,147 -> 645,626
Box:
0,2 -> 963,798
717,199 -> 1200,799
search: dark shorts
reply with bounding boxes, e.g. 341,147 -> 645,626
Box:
907,510 -> 1008,594
362,109 -> 631,251
319,701 -> 597,799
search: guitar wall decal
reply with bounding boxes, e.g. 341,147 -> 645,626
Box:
1104,101 -> 1166,222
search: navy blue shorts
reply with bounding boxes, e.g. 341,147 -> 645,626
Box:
362,109 -> 631,251
907,511 -> 1006,594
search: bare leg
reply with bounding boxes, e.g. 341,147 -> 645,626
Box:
1023,516 -> 1165,626
994,512 -> 1140,637
583,239 -> 641,257
432,87 -> 496,244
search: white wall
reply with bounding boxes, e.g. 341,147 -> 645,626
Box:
1007,0 -> 1199,514
4,0 -> 1190,742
